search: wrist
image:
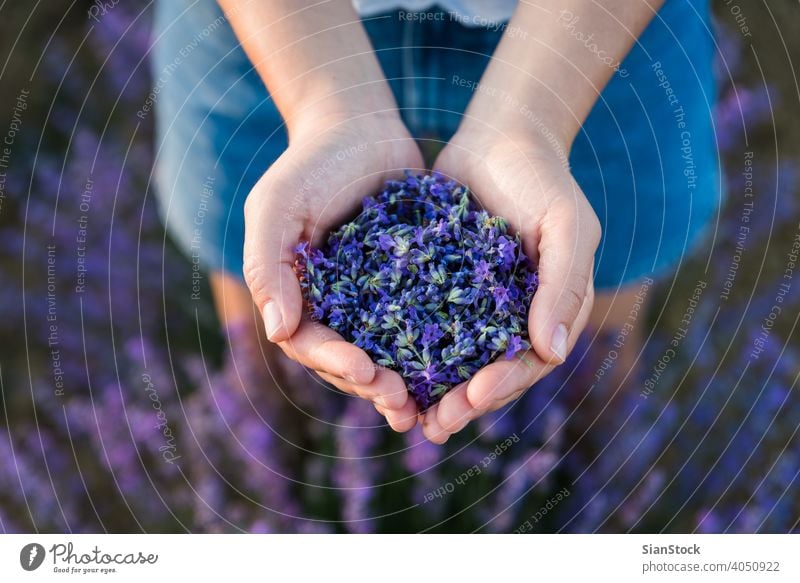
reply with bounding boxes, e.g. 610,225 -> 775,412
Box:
289,105 -> 406,144
453,108 -> 573,166
467,77 -> 579,147
285,83 -> 401,142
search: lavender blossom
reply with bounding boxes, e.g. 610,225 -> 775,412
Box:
295,172 -> 538,410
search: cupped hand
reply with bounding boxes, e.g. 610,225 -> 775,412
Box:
243,111 -> 422,432
420,126 -> 601,443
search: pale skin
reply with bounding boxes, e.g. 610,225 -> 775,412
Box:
216,0 -> 663,442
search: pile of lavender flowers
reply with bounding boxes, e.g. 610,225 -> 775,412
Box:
296,172 -> 538,410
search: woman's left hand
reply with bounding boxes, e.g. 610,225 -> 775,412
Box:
420,124 -> 601,444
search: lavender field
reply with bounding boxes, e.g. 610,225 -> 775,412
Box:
0,1 -> 798,533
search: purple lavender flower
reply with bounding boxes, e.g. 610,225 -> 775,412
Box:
505,335 -> 524,360
295,172 -> 538,410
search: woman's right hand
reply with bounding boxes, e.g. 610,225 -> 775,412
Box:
243,110 -> 423,432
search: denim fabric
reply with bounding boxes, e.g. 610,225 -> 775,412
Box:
151,0 -> 720,290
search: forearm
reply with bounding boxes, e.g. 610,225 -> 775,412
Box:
217,0 -> 397,137
464,0 -> 664,150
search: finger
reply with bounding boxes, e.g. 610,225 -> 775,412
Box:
279,318 -> 376,385
319,370 -> 415,433
421,404 -> 451,445
465,353 -> 543,411
529,198 -> 600,363
243,180 -> 304,343
370,368 -> 412,410
491,386 -> 532,412
435,383 -> 477,434
317,371 -> 364,398
468,285 -> 594,409
318,366 -> 408,410
375,400 -> 419,433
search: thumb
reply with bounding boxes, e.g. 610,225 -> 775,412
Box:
528,199 -> 599,363
242,183 -> 304,343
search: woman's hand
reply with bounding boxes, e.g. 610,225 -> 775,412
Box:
420,125 -> 601,443
218,0 -> 427,431
411,0 -> 660,443
243,111 -> 423,432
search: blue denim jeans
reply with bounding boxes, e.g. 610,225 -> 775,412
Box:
151,0 -> 720,290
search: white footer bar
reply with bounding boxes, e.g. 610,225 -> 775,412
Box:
1,534 -> 797,582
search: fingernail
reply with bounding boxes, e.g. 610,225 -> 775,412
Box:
345,374 -> 358,385
262,302 -> 283,340
550,323 -> 568,362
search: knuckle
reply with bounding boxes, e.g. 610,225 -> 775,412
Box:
329,378 -> 354,395
548,198 -> 577,224
561,284 -> 585,318
551,198 -> 601,249
242,259 -> 271,302
243,194 -> 254,217
243,188 -> 263,218
585,280 -> 596,302
307,338 -> 334,369
585,211 -> 602,247
511,386 -> 528,401
570,269 -> 591,296
276,343 -> 300,364
439,412 -> 461,432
